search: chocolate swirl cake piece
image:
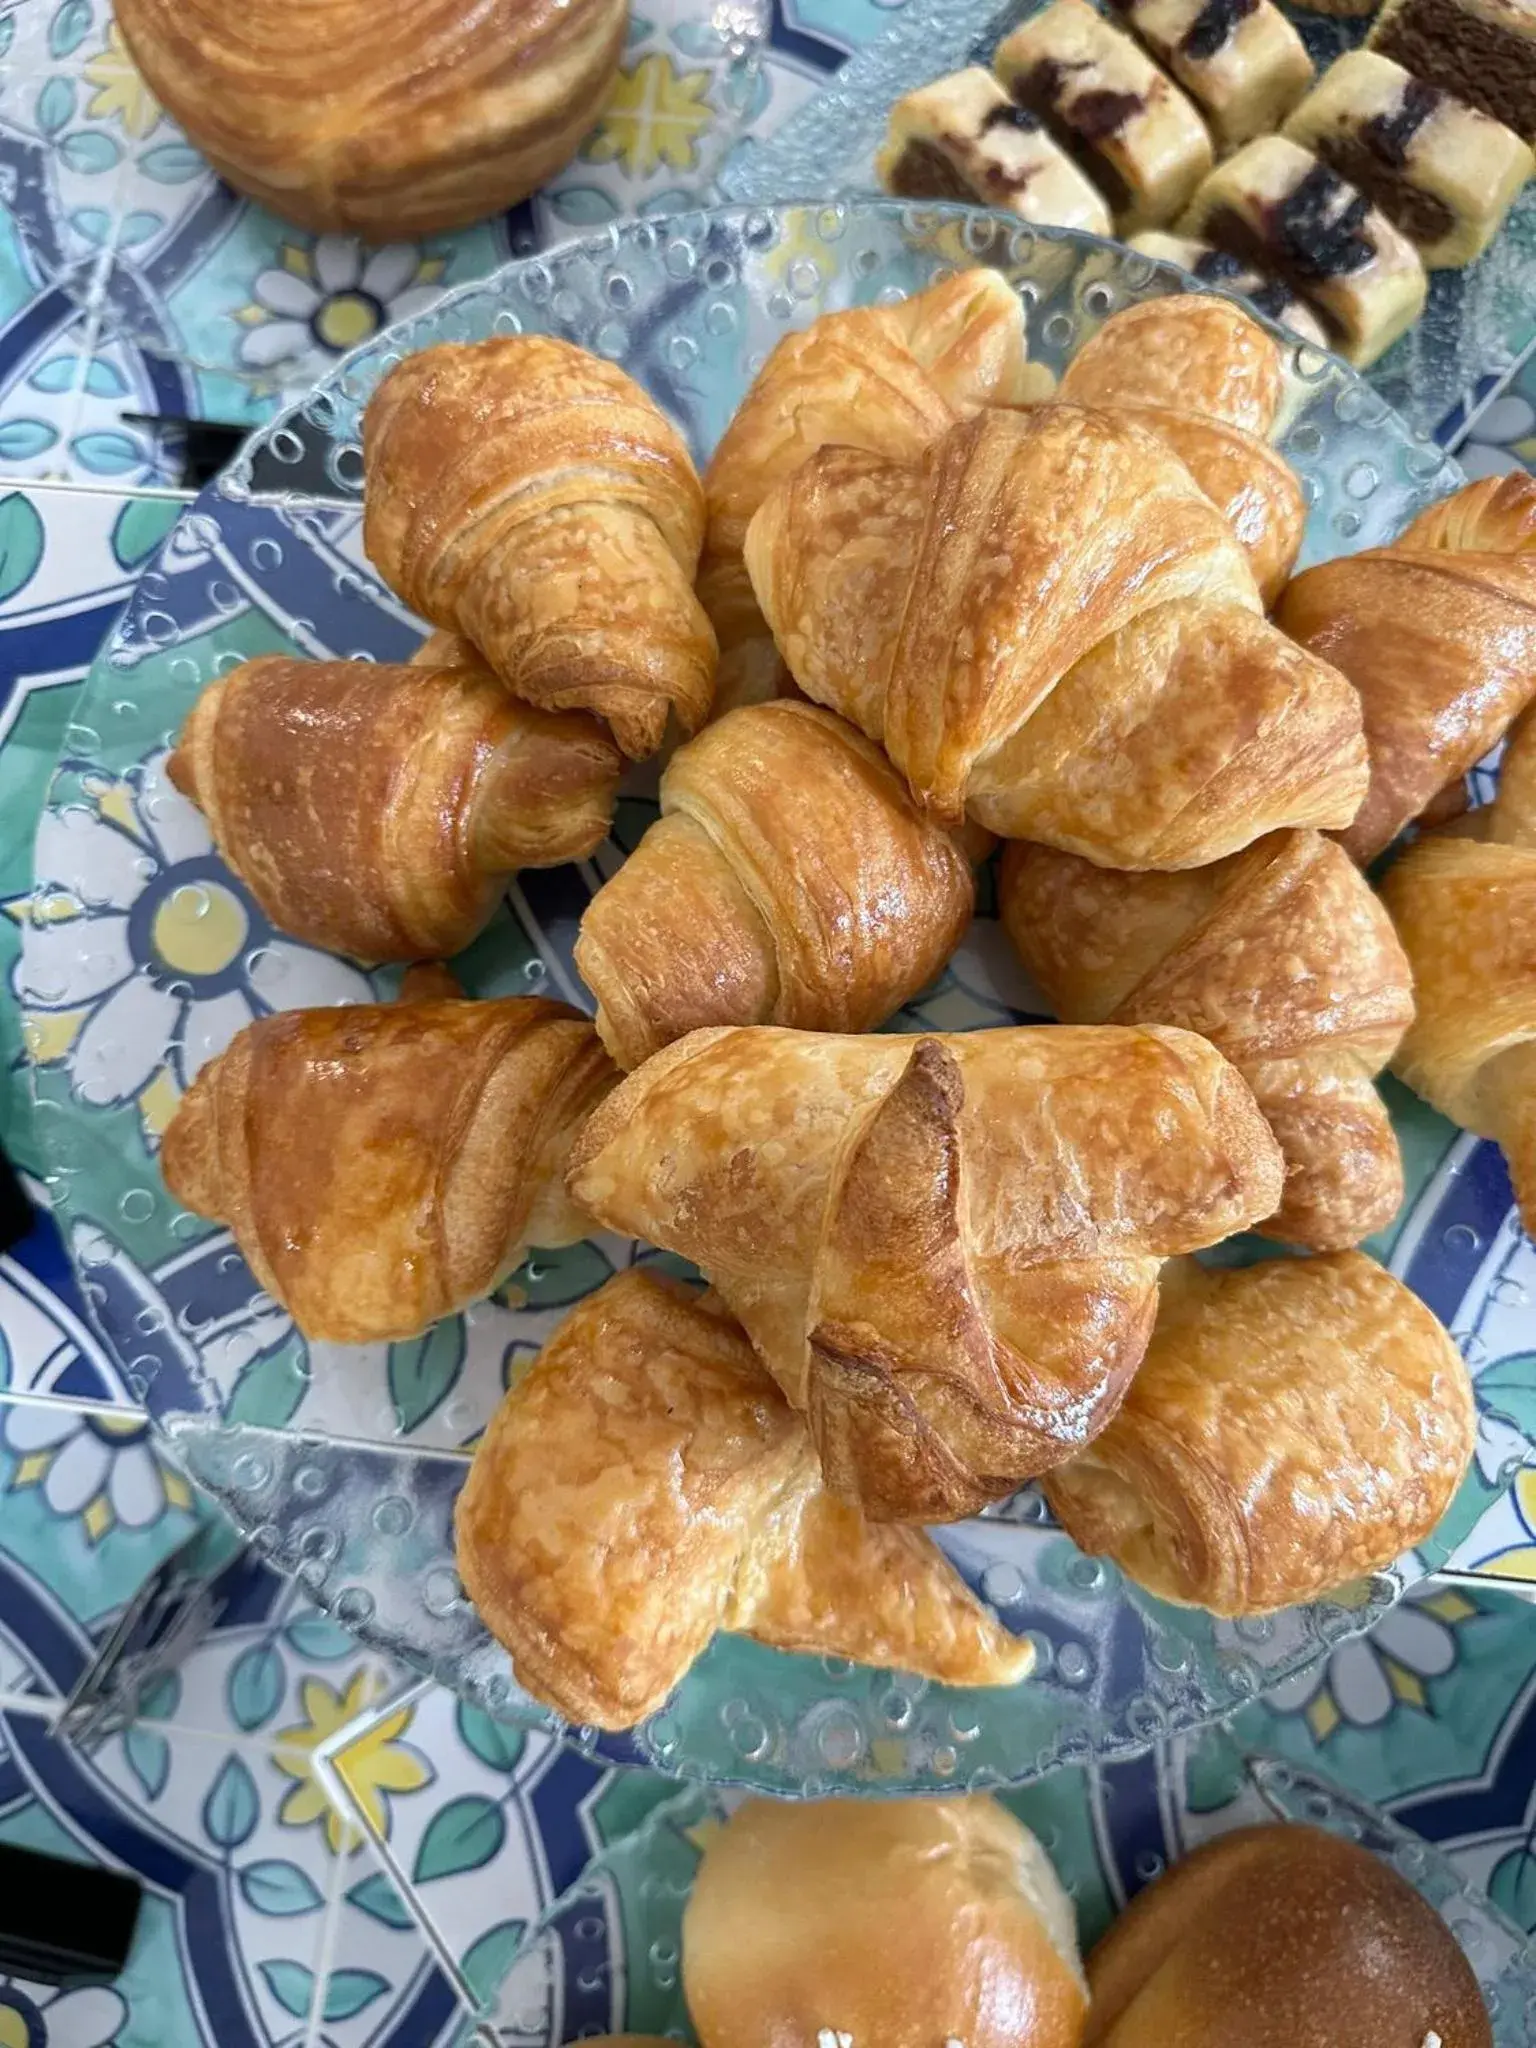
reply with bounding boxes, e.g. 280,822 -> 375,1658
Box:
993,0 -> 1214,232
1369,0 -> 1536,142
1110,0 -> 1313,152
876,67 -> 1113,233
1131,230 -> 1330,346
1285,50 -> 1533,266
1181,134 -> 1427,365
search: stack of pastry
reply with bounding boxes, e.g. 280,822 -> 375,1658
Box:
876,0 -> 1534,366
154,276 -> 1498,1733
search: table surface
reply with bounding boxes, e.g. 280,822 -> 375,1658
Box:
4,2 -> 1536,2043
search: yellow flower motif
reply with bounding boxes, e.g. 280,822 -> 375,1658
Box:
82,22 -> 161,140
585,55 -> 714,178
275,1671 -> 430,1855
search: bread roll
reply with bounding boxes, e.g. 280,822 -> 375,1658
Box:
683,1797 -> 1088,2048
1085,1823 -> 1491,2046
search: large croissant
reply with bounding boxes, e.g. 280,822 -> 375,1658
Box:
1278,471 -> 1536,862
574,700 -> 974,1068
700,271 -> 1044,716
168,654 -> 621,962
1380,709 -> 1536,1233
745,405 -> 1366,863
365,336 -> 717,758
162,985 -> 616,1343
1000,830 -> 1414,1249
1045,1253 -> 1475,1615
568,1024 -> 1283,1522
1056,296 -> 1305,603
455,1269 -> 1033,1728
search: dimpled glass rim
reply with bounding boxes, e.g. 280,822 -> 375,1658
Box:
30,201 -> 1481,1798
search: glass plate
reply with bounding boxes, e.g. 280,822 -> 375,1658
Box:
25,198 -> 1521,1797
716,1 -> 1536,439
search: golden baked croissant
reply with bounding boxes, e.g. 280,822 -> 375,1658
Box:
1380,711 -> 1536,1232
1085,1825 -> 1492,2048
162,987 -> 616,1343
168,654 -> 621,963
699,271 -> 1044,716
568,1024 -> 1284,1522
1057,297 -> 1305,602
574,700 -> 974,1068
1278,473 -> 1536,861
999,830 -> 1414,1249
454,1270 -> 1034,1727
745,405 -> 1367,861
1044,1252 -> 1474,1615
365,336 -> 716,759
115,0 -> 627,240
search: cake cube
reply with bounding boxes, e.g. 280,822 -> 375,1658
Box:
1370,0 -> 1536,142
1109,0 -> 1314,151
1131,230 -> 1331,346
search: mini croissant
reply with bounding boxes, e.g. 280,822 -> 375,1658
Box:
455,1269 -> 1034,1727
168,654 -> 621,962
568,1023 -> 1284,1522
700,270 -> 1043,716
574,700 -> 974,1068
1278,471 -> 1536,862
1057,297 -> 1305,602
1380,710 -> 1536,1234
365,336 -> 717,758
162,987 -> 616,1343
1000,830 -> 1414,1249
1045,1253 -> 1474,1615
745,405 -> 1366,862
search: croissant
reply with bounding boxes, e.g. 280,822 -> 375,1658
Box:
745,405 -> 1367,862
168,654 -> 621,963
1277,473 -> 1536,862
999,830 -> 1414,1249
1057,297 -> 1305,602
365,336 -> 716,759
114,0 -> 627,240
1379,712 -> 1536,1232
454,1269 -> 1034,1727
699,271 -> 1045,716
162,987 -> 616,1343
574,700 -> 974,1068
1044,1252 -> 1475,1615
568,1023 -> 1284,1522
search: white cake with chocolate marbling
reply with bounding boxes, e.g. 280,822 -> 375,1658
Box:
1110,0 -> 1313,151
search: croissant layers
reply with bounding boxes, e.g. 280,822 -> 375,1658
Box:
575,700 -> 975,1068
116,0 -> 628,239
163,989 -> 617,1343
745,405 -> 1367,864
568,1023 -> 1284,1521
169,654 -> 621,962
365,335 -> 716,758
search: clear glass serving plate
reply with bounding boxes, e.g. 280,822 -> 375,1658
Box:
26,198 -> 1522,1797
717,2 -> 1536,439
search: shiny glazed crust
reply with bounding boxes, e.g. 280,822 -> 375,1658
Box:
115,0 -> 628,238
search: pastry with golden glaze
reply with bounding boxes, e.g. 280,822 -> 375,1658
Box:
162,984 -> 616,1343
365,334 -> 715,759
700,269 -> 1043,718
115,0 -> 628,240
1381,710 -> 1536,1234
168,654 -> 621,962
1278,473 -> 1536,861
454,1271 -> 1034,1727
1085,1824 -> 1491,2046
745,404 -> 1366,858
994,0 -> 1215,232
568,1023 -> 1284,1522
1000,830 -> 1414,1249
1045,1253 -> 1475,1615
683,1797 -> 1088,2048
575,700 -> 974,1069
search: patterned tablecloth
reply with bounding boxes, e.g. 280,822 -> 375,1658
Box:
4,2 -> 1536,2044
